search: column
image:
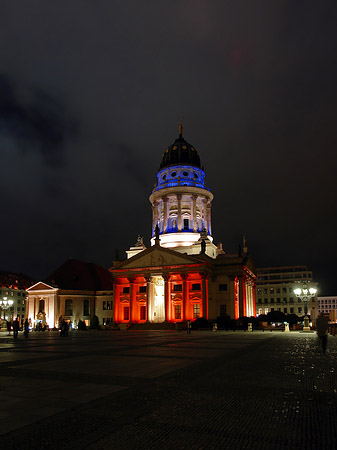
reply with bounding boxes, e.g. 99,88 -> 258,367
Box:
163,196 -> 168,232
207,201 -> 212,235
252,282 -> 256,317
181,274 -> 188,321
145,276 -> 151,322
202,198 -> 207,230
152,200 -> 158,235
128,277 -> 135,323
200,272 -> 209,319
242,276 -> 247,317
163,274 -> 171,321
192,195 -> 197,232
177,194 -> 182,231
234,276 -> 240,320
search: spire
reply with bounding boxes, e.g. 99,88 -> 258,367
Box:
179,115 -> 183,137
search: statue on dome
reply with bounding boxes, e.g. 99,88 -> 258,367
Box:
155,224 -> 160,240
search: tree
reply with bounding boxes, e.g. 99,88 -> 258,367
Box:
266,310 -> 286,323
90,315 -> 100,330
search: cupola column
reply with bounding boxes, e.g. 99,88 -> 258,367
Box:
192,195 -> 197,232
152,200 -> 158,236
163,196 -> 168,233
207,201 -> 212,235
177,194 -> 182,231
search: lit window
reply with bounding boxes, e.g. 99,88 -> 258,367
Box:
123,307 -> 130,321
194,304 -> 200,318
175,304 -> 181,319
140,305 -> 146,320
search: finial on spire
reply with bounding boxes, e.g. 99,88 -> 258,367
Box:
179,115 -> 183,137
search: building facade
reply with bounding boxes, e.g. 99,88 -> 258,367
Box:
26,259 -> 114,329
111,125 -> 256,324
255,266 -> 318,319
318,296 -> 337,322
0,272 -> 34,326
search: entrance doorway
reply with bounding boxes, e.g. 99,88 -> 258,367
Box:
150,276 -> 165,323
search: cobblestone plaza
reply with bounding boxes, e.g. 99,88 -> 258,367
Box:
0,330 -> 336,449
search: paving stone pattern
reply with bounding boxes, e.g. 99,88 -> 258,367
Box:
0,330 -> 336,449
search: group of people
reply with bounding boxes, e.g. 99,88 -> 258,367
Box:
6,318 -> 30,338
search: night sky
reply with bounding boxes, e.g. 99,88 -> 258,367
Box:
1,1 -> 336,295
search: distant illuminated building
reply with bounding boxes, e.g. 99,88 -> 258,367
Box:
255,266 -> 318,319
318,296 -> 337,321
0,272 -> 34,325
26,259 -> 114,329
111,123 -> 257,324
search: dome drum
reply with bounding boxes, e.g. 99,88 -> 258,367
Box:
153,165 -> 208,192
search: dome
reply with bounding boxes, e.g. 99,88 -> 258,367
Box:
159,127 -> 203,170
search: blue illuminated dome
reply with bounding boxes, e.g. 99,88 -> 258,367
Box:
154,126 -> 208,192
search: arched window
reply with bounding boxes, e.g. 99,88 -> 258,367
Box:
65,299 -> 73,316
83,299 -> 90,316
39,299 -> 45,313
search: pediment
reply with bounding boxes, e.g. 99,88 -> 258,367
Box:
27,281 -> 56,292
114,246 -> 202,270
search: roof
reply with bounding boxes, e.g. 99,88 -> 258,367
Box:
45,259 -> 113,291
0,271 -> 35,290
159,132 -> 202,170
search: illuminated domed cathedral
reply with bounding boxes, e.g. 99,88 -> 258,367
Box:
111,123 -> 257,325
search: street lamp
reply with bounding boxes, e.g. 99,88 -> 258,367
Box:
294,284 -> 317,331
0,297 -> 14,321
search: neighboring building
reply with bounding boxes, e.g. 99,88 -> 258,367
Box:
110,124 -> 256,324
318,296 -> 337,321
255,266 -> 318,319
0,271 -> 34,324
26,259 -> 114,329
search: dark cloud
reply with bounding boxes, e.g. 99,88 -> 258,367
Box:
0,74 -> 77,167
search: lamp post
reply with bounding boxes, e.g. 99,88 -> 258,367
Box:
294,284 -> 317,331
0,297 -> 14,322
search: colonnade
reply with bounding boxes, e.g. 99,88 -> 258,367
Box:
151,193 -> 212,236
114,273 -> 208,324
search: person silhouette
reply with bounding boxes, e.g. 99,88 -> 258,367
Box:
316,312 -> 329,353
13,317 -> 20,339
24,318 -> 30,338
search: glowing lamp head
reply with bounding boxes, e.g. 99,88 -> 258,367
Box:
302,289 -> 308,295
309,288 -> 317,295
294,288 -> 302,296
8,300 -> 14,306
